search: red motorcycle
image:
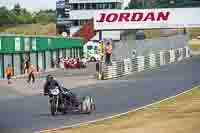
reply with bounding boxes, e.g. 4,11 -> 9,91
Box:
64,59 -> 70,69
69,59 -> 81,69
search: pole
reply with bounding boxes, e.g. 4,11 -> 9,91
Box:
98,31 -> 103,79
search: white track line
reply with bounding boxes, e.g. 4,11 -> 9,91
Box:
37,85 -> 200,133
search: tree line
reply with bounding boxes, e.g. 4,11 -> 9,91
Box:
125,0 -> 200,9
0,3 -> 56,26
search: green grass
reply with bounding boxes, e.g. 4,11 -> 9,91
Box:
1,24 -> 200,39
0,23 -> 56,35
144,28 -> 200,39
188,39 -> 200,50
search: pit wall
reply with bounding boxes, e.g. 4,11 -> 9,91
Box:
98,46 -> 190,80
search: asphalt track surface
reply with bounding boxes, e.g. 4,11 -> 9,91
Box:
0,56 -> 199,133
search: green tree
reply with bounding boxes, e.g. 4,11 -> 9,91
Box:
0,6 -> 17,26
13,3 -> 21,15
33,9 -> 56,24
155,0 -> 200,8
125,0 -> 148,9
0,5 -> 56,26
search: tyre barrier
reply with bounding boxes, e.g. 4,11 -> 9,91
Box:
98,46 -> 191,80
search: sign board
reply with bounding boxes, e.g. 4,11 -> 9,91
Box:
56,0 -> 65,9
24,38 -> 30,51
94,8 -> 200,30
15,38 -> 21,51
32,38 -> 37,50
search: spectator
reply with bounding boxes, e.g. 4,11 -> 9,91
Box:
81,58 -> 87,68
27,64 -> 35,84
105,41 -> 112,65
5,64 -> 13,84
64,57 -> 70,69
56,58 -> 61,68
23,56 -> 30,74
96,61 -> 99,72
51,60 -> 55,68
60,57 -> 65,69
76,58 -> 81,69
98,40 -> 104,61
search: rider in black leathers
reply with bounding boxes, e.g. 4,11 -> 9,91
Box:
43,75 -> 79,107
43,75 -> 67,110
43,75 -> 60,96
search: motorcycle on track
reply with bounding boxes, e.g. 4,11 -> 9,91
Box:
48,86 -> 96,116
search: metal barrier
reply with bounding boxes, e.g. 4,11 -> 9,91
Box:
98,46 -> 191,80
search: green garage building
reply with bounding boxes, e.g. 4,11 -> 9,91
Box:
0,35 -> 84,79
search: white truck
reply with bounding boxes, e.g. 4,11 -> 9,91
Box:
83,41 -> 100,62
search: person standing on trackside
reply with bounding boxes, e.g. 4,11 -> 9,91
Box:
98,40 -> 104,61
5,64 -> 13,84
23,56 -> 30,74
105,41 -> 112,65
108,39 -> 113,64
27,64 -> 35,83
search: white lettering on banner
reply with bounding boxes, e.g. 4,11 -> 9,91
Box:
48,39 -> 51,47
0,38 -> 1,50
24,38 -> 29,51
15,38 -> 20,51
32,38 -> 37,50
94,8 -> 200,30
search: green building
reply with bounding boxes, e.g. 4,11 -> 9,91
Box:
0,34 -> 84,79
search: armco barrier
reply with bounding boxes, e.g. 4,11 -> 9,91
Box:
169,49 -> 175,63
155,53 -> 160,68
137,56 -> 145,72
98,46 -> 191,80
178,48 -> 184,61
185,47 -> 190,57
160,51 -> 165,66
131,58 -> 137,72
144,56 -> 150,70
149,53 -> 156,69
111,61 -> 117,78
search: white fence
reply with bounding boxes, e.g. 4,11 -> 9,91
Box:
98,46 -> 190,80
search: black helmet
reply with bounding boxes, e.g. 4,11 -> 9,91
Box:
46,74 -> 53,81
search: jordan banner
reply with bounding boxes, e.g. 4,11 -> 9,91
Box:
94,8 -> 200,30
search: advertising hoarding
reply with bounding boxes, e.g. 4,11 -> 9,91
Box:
94,8 -> 200,30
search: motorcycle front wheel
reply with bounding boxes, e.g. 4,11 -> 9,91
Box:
50,97 -> 57,116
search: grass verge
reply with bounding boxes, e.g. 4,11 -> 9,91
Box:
0,23 -> 56,35
188,39 -> 200,51
40,86 -> 200,133
144,28 -> 200,39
